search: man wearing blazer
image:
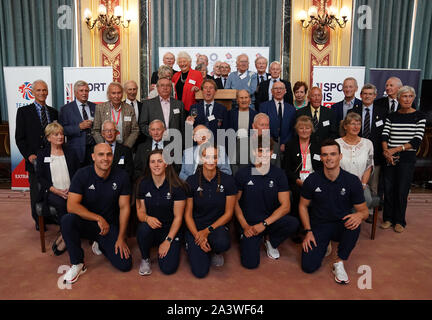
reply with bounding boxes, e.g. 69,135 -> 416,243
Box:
59,80 -> 96,166
255,56 -> 271,86
374,77 -> 403,113
331,77 -> 362,127
186,79 -> 228,144
139,78 -> 186,145
296,87 -> 338,144
255,61 -> 293,110
15,80 -> 58,228
348,83 -> 388,202
214,62 -> 231,89
92,82 -> 139,150
124,80 -> 145,151
101,120 -> 134,182
259,81 -> 296,154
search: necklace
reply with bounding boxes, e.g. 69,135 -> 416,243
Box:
180,72 -> 188,83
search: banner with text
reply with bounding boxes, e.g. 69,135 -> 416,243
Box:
313,66 -> 366,108
159,47 -> 270,76
4,66 -> 52,190
63,67 -> 113,104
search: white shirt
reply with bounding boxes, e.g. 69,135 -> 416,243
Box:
126,98 -> 140,120
388,97 -> 399,113
203,100 -> 214,117
336,138 -> 374,180
274,99 -> 284,117
50,155 -> 71,190
152,139 -> 163,150
75,100 -> 93,121
268,78 -> 280,101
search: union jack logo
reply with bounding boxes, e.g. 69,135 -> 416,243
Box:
65,83 -> 74,103
18,82 -> 34,100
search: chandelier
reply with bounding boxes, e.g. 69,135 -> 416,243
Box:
298,0 -> 350,45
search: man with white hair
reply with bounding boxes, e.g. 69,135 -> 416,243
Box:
15,79 -> 58,230
59,80 -> 96,166
124,80 -> 145,150
374,77 -> 404,113
225,54 -> 258,105
255,56 -> 270,86
332,77 -> 362,126
151,51 -> 177,86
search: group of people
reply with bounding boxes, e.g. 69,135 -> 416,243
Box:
14,51 -> 426,286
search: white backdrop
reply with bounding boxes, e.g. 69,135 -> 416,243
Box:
313,66 -> 366,108
63,67 -> 113,104
159,47 -> 270,75
4,66 -> 52,190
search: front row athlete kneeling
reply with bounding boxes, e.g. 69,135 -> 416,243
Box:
235,135 -> 299,269
135,149 -> 187,276
184,144 -> 237,278
62,143 -> 133,284
300,139 -> 368,284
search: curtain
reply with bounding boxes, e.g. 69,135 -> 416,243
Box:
0,0 -> 74,121
150,0 -> 282,73
351,0 -> 415,80
411,0 -> 432,81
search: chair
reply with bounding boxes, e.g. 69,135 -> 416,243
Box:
370,195 -> 381,240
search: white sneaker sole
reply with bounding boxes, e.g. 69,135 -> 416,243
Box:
138,269 -> 152,276
333,269 -> 350,284
64,265 -> 87,284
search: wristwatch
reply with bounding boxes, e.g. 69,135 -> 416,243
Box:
304,229 -> 312,233
207,226 -> 214,233
262,221 -> 269,228
165,236 -> 173,243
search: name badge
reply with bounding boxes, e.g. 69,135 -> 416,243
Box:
124,116 -> 132,122
44,157 -> 51,163
313,154 -> 321,161
208,115 -> 215,121
188,79 -> 196,85
300,170 -> 311,181
118,157 -> 125,165
323,120 -> 330,127
375,120 -> 383,127
239,73 -> 247,80
173,108 -> 180,114
271,153 -> 277,160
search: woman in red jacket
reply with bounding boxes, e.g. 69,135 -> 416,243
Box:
172,51 -> 203,112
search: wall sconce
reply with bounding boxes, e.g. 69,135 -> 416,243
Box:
298,0 -> 350,45
84,0 -> 132,44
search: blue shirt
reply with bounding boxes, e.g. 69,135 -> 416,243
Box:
186,171 -> 237,230
34,101 -> 51,124
235,164 -> 290,224
301,169 -> 365,225
69,165 -> 131,225
225,71 -> 258,98
137,178 -> 186,226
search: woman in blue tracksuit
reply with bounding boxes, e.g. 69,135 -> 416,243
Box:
185,143 -> 237,278
136,149 -> 188,276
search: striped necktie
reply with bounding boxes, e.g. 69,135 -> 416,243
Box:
363,107 -> 371,139
40,105 -> 48,128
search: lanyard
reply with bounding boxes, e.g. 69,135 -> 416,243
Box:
299,140 -> 310,170
111,106 -> 122,126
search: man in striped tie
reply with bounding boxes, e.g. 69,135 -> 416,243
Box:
15,79 -> 58,230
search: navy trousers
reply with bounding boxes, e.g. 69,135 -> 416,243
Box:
301,221 -> 360,274
185,226 -> 231,278
383,153 -> 416,227
240,215 -> 299,269
136,222 -> 181,275
61,214 -> 132,272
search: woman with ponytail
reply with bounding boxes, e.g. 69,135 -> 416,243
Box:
184,144 -> 237,278
136,149 -> 188,276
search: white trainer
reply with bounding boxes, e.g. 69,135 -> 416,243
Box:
325,242 -> 332,257
332,261 -> 350,284
91,241 -> 103,256
139,258 -> 152,276
63,263 -> 87,284
264,240 -> 280,260
211,254 -> 224,267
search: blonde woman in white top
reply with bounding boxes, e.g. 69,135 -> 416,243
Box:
336,113 -> 374,213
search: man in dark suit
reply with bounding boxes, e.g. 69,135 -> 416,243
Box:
150,51 -> 177,88
139,78 -> 186,142
124,80 -> 145,150
331,77 -> 362,127
255,56 -> 270,86
134,119 -> 167,181
374,77 -> 403,113
59,80 -> 96,166
101,120 -> 134,182
259,81 -> 296,155
215,62 -> 231,89
255,61 -> 293,110
186,79 -> 228,144
348,84 -> 388,215
15,80 -> 58,229
296,87 -> 338,143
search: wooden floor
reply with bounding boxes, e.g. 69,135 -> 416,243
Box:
0,189 -> 431,300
